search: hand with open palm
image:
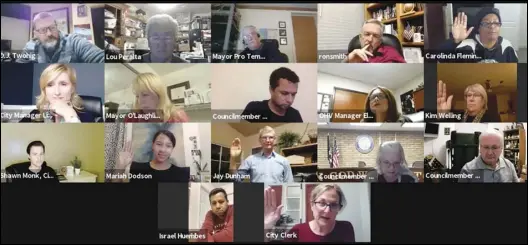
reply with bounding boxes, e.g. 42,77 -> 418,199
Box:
264,187 -> 283,230
437,80 -> 453,114
452,12 -> 474,43
117,140 -> 134,170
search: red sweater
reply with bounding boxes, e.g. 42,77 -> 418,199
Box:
197,205 -> 234,242
284,220 -> 355,242
364,45 -> 406,63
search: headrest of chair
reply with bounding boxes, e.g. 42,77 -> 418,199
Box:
348,33 -> 404,57
79,95 -> 102,118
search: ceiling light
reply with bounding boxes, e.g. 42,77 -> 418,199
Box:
350,123 -> 382,127
402,123 -> 424,128
155,4 -> 179,10
317,122 -> 328,125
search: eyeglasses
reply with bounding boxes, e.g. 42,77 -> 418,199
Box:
465,93 -> 482,99
480,22 -> 502,28
481,145 -> 501,151
149,36 -> 174,43
260,136 -> 275,140
361,31 -> 382,39
35,25 -> 57,34
370,93 -> 387,101
314,201 -> 341,211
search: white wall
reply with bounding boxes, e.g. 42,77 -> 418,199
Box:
317,4 -> 364,51
1,16 -> 30,50
237,8 -> 316,63
181,123 -> 211,177
520,4 -> 527,48
162,65 -> 211,95
337,183 -> 371,243
495,3 -> 526,50
212,64 -> 318,123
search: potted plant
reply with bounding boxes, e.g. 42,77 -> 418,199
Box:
71,156 -> 82,175
307,129 -> 317,143
278,131 -> 301,152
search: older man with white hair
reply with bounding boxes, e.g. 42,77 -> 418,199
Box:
134,14 -> 188,63
458,129 -> 520,183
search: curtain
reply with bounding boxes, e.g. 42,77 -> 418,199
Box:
104,122 -> 127,182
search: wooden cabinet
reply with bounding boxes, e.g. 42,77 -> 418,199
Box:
413,88 -> 424,111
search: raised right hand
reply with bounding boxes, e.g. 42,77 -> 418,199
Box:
452,12 -> 474,43
117,140 -> 134,169
230,138 -> 242,159
437,80 -> 453,114
264,187 -> 283,230
347,44 -> 373,63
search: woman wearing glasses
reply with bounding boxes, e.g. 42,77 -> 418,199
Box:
436,81 -> 501,122
361,86 -> 412,123
264,184 -> 355,242
438,8 -> 518,63
364,141 -> 418,183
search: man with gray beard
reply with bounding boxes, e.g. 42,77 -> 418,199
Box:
16,12 -> 104,63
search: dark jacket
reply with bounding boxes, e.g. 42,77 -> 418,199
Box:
237,40 -> 288,63
129,162 -> 190,183
19,109 -> 97,123
436,35 -> 518,63
16,32 -> 104,63
4,162 -> 59,183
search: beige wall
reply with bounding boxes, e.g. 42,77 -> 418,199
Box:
317,129 -> 424,169
1,123 -> 105,182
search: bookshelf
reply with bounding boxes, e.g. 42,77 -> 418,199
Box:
211,4 -> 241,62
503,127 -> 526,179
364,3 -> 425,48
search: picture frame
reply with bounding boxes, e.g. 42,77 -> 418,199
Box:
279,21 -> 286,28
279,29 -> 287,36
279,37 -> 287,45
32,7 -> 70,39
77,4 -> 88,18
167,81 -> 190,104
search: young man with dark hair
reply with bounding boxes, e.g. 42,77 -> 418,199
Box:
4,141 -> 59,183
241,67 -> 303,122
197,187 -> 234,242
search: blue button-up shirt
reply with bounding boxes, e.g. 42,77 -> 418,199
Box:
237,151 -> 294,184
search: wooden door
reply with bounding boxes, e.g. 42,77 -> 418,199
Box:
332,88 -> 368,122
292,15 -> 317,63
304,183 -> 316,222
413,88 -> 424,111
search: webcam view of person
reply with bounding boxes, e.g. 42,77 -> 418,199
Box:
459,130 -> 520,183
196,188 -> 234,242
343,19 -> 406,63
364,141 -> 418,183
264,185 -> 355,242
439,9 -> 518,63
131,14 -> 188,63
237,25 -> 288,63
16,12 -> 104,63
361,86 -> 412,123
19,64 -> 97,123
241,67 -> 303,122
114,130 -> 190,183
124,72 -> 189,122
436,81 -> 501,122
4,141 -> 59,183
233,126 -> 294,184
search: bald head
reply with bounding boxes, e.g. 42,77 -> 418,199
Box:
242,25 -> 261,50
479,129 -> 503,166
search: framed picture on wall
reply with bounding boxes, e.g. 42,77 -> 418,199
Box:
280,37 -> 287,45
279,21 -> 286,28
279,29 -> 287,36
400,89 -> 415,115
31,7 -> 70,39
167,81 -> 190,104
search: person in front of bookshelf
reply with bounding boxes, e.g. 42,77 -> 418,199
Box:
437,8 -> 518,63
343,19 -> 406,63
195,188 -> 234,242
232,126 -> 294,184
16,12 -> 104,64
264,184 -> 356,242
458,129 -> 520,183
237,25 -> 288,63
19,64 -> 97,123
123,72 -> 189,123
436,81 -> 501,123
364,141 -> 418,183
112,130 -> 190,183
361,86 -> 412,123
240,67 -> 303,122
4,141 -> 59,183
131,14 -> 189,63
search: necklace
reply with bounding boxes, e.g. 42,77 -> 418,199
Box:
463,110 -> 486,122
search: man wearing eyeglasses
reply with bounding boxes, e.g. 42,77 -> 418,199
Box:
237,25 -> 288,63
438,8 -> 518,63
458,129 -> 520,183
343,19 -> 406,63
16,12 -> 104,63
231,126 -> 294,184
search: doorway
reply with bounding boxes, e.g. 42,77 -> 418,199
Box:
291,14 -> 317,63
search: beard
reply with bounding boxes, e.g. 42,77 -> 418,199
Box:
42,38 -> 58,53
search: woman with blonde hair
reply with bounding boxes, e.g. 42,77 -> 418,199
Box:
19,64 -> 96,123
264,184 -> 355,242
364,141 -> 418,183
437,81 -> 501,122
124,72 -> 189,122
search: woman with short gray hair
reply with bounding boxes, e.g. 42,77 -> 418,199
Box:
364,141 -> 418,183
263,184 -> 355,242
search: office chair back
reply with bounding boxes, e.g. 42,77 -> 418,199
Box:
80,95 -> 103,121
348,34 -> 404,57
